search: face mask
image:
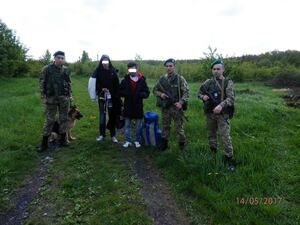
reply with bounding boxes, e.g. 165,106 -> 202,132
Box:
128,68 -> 137,73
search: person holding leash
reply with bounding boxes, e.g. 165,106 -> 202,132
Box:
91,55 -> 121,143
38,51 -> 72,152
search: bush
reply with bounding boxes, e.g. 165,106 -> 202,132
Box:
0,20 -> 28,77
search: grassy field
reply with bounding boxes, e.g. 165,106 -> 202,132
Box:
0,76 -> 299,225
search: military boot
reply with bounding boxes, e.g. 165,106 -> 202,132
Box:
210,146 -> 217,154
37,135 -> 49,152
159,138 -> 168,151
179,142 -> 186,151
59,133 -> 69,147
223,155 -> 236,171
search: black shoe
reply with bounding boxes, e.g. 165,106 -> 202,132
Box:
179,142 -> 186,151
224,156 -> 236,171
37,135 -> 49,152
159,138 -> 168,151
59,133 -> 69,147
210,146 -> 217,153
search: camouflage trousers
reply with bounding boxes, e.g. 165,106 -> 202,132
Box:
205,113 -> 233,157
161,107 -> 186,143
42,96 -> 70,136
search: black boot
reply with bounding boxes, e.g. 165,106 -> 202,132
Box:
59,133 -> 69,147
38,135 -> 49,152
224,156 -> 236,171
210,146 -> 217,153
159,138 -> 168,151
179,142 -> 186,151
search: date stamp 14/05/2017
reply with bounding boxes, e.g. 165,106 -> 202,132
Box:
236,197 -> 283,205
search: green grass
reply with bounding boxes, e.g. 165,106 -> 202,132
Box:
149,82 -> 300,225
0,76 -> 299,224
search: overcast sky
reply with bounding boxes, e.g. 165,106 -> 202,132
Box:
1,0 -> 299,62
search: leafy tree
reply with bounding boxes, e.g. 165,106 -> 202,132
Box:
198,46 -> 222,80
81,50 -> 90,63
0,19 -> 28,77
133,53 -> 144,71
40,49 -> 51,65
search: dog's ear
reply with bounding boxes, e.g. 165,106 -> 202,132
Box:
68,107 -> 76,116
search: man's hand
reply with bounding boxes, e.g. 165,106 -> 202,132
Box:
160,93 -> 169,100
175,102 -> 182,110
202,95 -> 210,101
213,105 -> 222,114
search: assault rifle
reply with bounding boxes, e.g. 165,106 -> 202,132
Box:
201,87 -> 234,119
201,88 -> 221,113
157,82 -> 188,121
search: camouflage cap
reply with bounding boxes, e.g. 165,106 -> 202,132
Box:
210,59 -> 224,69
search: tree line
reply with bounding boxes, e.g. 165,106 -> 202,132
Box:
1,19 -> 300,85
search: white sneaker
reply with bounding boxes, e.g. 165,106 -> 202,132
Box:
123,141 -> 131,148
134,141 -> 141,148
96,135 -> 104,141
112,136 -> 118,143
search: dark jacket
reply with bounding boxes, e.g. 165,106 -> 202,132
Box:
119,73 -> 150,119
92,61 -> 119,100
92,56 -> 122,128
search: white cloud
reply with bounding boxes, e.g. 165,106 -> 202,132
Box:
0,0 -> 299,61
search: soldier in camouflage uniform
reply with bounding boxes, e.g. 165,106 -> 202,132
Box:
198,59 -> 236,170
38,51 -> 72,152
153,58 -> 189,151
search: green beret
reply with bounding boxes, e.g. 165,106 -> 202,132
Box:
164,58 -> 176,66
53,51 -> 65,57
210,59 -> 224,69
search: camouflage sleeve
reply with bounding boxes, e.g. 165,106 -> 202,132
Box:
179,76 -> 189,105
220,80 -> 234,108
64,66 -> 72,97
152,77 -> 164,97
197,79 -> 210,100
68,69 -> 72,97
39,66 -> 47,99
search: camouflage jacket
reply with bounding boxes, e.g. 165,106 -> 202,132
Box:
198,77 -> 234,113
153,73 -> 189,106
39,63 -> 71,99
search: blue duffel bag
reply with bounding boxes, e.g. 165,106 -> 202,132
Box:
141,112 -> 161,146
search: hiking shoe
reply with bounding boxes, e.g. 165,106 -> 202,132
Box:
96,135 -> 104,142
134,141 -> 141,148
112,136 -> 118,143
123,141 -> 131,148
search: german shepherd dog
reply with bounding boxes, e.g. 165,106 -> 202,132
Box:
49,105 -> 83,144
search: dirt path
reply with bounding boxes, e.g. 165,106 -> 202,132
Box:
1,146 -> 191,225
122,149 -> 191,225
0,151 -> 53,225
